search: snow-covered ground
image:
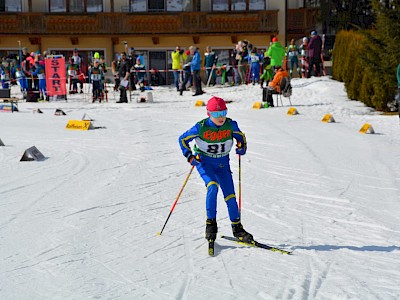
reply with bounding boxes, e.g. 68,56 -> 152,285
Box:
1,77 -> 400,299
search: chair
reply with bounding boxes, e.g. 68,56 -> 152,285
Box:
274,76 -> 292,107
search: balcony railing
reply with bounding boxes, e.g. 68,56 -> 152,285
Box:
288,8 -> 319,35
0,9 -> 317,36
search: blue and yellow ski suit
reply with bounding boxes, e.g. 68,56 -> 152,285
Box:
179,117 -> 246,222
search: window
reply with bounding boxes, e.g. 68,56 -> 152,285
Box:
249,0 -> 265,10
166,0 -> 183,11
70,0 -> 84,12
50,0 -> 66,12
232,0 -> 246,11
148,0 -> 164,12
87,0 -> 103,12
0,0 -> 22,11
130,0 -> 146,12
213,0 -> 229,11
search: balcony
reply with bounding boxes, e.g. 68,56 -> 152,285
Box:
0,9 -> 317,37
288,8 -> 319,36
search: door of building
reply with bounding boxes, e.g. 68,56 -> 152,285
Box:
148,51 -> 170,86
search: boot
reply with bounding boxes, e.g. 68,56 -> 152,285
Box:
232,222 -> 253,243
205,218 -> 217,241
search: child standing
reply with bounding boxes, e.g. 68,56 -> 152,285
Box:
178,96 -> 253,243
260,56 -> 273,89
299,37 -> 309,78
88,59 -> 104,103
287,39 -> 300,78
249,47 -> 262,85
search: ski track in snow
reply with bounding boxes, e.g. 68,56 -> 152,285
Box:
1,78 -> 400,299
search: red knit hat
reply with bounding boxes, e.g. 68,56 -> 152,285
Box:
206,96 -> 227,112
272,37 -> 278,43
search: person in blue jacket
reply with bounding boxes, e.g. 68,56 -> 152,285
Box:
178,96 -> 253,243
190,46 -> 203,96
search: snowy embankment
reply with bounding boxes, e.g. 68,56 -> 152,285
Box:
1,77 -> 400,299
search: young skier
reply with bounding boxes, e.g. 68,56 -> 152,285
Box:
30,61 -> 47,101
88,59 -> 104,103
178,96 -> 253,244
287,39 -> 300,78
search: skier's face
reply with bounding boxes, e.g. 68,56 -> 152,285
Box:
210,115 -> 226,126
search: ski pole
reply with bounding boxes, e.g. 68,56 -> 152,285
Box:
157,165 -> 195,236
238,142 -> 242,215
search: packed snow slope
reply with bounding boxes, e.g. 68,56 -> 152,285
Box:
1,77 -> 400,300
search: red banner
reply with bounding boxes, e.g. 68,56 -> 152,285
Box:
45,57 -> 66,96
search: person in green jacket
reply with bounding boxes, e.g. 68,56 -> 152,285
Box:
265,37 -> 286,70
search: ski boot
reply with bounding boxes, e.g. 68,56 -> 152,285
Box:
232,222 -> 253,243
205,218 -> 218,241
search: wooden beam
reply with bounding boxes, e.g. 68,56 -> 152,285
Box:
152,37 -> 160,45
70,37 -> 79,45
29,37 -> 41,45
111,37 -> 119,45
193,36 -> 200,44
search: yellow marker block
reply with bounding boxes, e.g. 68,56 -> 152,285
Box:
195,100 -> 205,107
322,114 -> 335,123
65,120 -> 93,130
287,107 -> 299,115
359,123 -> 375,134
252,102 -> 263,109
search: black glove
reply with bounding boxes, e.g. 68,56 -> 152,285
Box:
187,154 -> 201,166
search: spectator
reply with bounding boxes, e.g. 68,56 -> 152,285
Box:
126,46 -> 137,91
111,53 -> 121,91
299,37 -> 309,78
263,67 -> 290,107
266,37 -> 286,70
204,46 -> 218,86
260,56 -> 273,89
249,47 -> 262,85
189,46 -> 203,96
134,57 -> 146,91
116,52 -> 130,103
307,31 -> 323,78
287,39 -> 300,78
71,48 -> 84,93
179,49 -> 193,96
230,45 -> 240,86
171,46 -> 186,91
236,41 -> 249,84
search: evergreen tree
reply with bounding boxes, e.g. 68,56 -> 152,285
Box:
319,0 -> 374,33
360,0 -> 400,109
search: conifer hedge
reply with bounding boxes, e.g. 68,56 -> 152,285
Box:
332,0 -> 400,111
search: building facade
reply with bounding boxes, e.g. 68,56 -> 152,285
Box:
0,0 -> 319,84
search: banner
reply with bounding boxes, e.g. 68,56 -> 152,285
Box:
45,57 -> 66,96
66,120 -> 94,130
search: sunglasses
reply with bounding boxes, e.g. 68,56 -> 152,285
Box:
208,110 -> 227,118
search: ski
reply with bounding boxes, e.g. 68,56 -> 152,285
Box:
220,235 -> 292,255
208,239 -> 215,256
